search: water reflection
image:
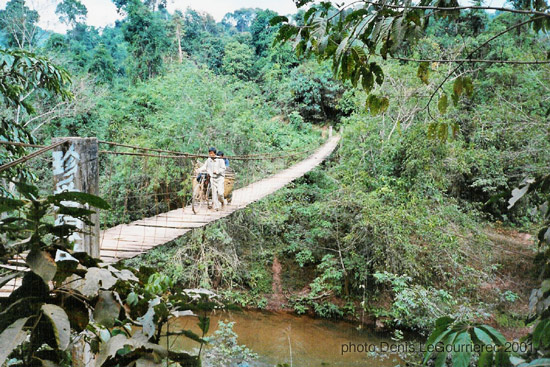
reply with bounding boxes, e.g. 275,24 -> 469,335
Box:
168,310 -> 406,367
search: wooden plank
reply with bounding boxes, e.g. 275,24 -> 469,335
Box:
100,250 -> 145,258
0,264 -> 28,271
133,222 -> 208,229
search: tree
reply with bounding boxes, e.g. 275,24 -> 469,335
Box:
287,61 -> 346,123
222,8 -> 258,32
172,10 -> 185,63
114,0 -> 166,12
250,9 -> 278,57
88,44 -> 116,83
178,9 -> 227,70
120,0 -> 171,80
55,0 -> 88,29
222,41 -> 255,80
143,0 -> 166,11
0,44 -> 211,367
0,0 -> 40,50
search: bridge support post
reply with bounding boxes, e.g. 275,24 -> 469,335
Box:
52,137 -> 100,257
52,137 -> 99,367
329,126 -> 333,138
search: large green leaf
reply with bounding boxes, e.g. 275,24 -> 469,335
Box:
434,351 -> 447,367
13,181 -> 39,200
135,357 -> 159,367
0,197 -> 25,213
417,61 -> 430,85
96,334 -> 131,367
435,316 -> 455,328
361,68 -> 374,92
451,331 -> 472,367
422,326 -> 452,364
366,94 -> 390,116
438,93 -> 448,114
478,350 -> 493,367
269,15 -> 288,26
494,348 -> 511,367
74,267 -> 118,297
478,324 -> 507,346
532,319 -> 549,349
0,317 -> 29,366
526,359 -> 550,366
93,291 -> 121,328
473,327 -> 494,345
453,77 -> 464,96
56,206 -> 96,224
198,315 -> 210,335
7,272 -> 50,302
27,249 -> 57,283
60,296 -> 89,333
541,321 -> 550,348
33,359 -> 59,367
180,329 -> 206,344
138,297 -> 161,338
96,332 -> 168,367
370,62 -> 384,85
41,304 -> 70,351
52,254 -> 83,283
48,191 -> 110,210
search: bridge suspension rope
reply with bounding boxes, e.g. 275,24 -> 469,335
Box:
0,139 -> 69,173
1,139 -> 311,163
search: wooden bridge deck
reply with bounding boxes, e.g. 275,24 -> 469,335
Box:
0,136 -> 340,295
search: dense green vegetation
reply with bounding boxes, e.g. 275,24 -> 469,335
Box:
126,6 -> 550,334
1,0 -> 550,365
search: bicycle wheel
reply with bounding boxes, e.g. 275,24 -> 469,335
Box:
206,183 -> 213,209
192,181 -> 204,214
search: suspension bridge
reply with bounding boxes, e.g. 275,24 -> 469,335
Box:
0,133 -> 340,296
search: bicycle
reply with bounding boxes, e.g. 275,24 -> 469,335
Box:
192,172 -> 212,214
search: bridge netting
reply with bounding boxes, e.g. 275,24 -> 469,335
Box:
0,136 -> 319,229
0,135 -> 327,295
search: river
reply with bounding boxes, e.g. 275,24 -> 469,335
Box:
168,310 -> 409,367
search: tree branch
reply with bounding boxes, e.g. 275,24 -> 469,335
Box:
426,15 -> 544,121
354,1 -> 550,18
392,56 -> 550,64
298,1 -> 550,31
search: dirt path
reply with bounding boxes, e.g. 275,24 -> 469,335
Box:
267,256 -> 286,310
483,226 -> 538,339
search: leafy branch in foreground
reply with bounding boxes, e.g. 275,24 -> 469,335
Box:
0,180 -> 217,366
0,48 -> 73,114
422,316 -> 509,367
272,0 -> 549,119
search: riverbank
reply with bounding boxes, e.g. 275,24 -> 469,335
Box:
126,218 -> 539,340
227,226 -> 539,340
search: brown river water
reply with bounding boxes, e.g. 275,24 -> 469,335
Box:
166,310 -> 409,367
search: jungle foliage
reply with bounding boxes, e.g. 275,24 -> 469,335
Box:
1,0 -> 550,366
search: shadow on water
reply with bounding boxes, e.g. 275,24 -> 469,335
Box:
168,309 -> 409,367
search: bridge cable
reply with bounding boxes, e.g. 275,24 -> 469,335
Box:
0,139 -> 69,173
